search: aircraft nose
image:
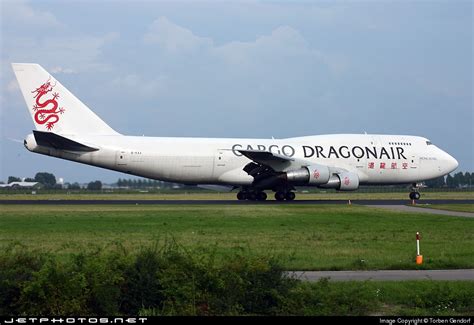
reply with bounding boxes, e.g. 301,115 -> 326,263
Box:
443,153 -> 458,174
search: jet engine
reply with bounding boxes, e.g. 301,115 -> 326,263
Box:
249,162 -> 359,191
319,171 -> 359,191
285,164 -> 330,185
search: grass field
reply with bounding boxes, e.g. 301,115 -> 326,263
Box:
1,204 -> 473,270
0,191 -> 473,200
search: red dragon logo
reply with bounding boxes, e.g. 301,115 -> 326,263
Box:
344,176 -> 350,186
31,77 -> 65,130
313,170 -> 320,179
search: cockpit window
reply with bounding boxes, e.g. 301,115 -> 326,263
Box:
426,141 -> 432,145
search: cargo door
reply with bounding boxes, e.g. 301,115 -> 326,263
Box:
213,149 -> 234,177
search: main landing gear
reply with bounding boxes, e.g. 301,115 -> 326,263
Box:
237,190 -> 268,201
274,191 -> 296,201
236,188 -> 296,201
409,183 -> 421,200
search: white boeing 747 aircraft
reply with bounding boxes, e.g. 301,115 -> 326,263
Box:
12,63 -> 458,201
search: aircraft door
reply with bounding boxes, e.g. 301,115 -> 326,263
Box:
213,149 -> 234,177
410,155 -> 418,170
116,150 -> 129,166
409,154 -> 419,179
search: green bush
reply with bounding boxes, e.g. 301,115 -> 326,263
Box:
0,246 -> 45,315
401,282 -> 474,315
0,243 -> 296,316
19,258 -> 88,314
125,243 -> 296,316
1,245 -> 472,316
281,278 -> 378,316
72,252 -> 126,315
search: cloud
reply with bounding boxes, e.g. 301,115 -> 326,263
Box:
1,0 -> 61,28
50,66 -> 76,74
212,26 -> 350,77
126,18 -> 343,135
136,18 -> 344,108
141,18 -> 346,77
6,79 -> 19,93
3,33 -> 119,73
143,16 -> 212,52
111,74 -> 168,98
212,26 -> 312,65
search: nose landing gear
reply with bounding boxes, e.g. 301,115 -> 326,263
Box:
409,192 -> 421,200
409,183 -> 422,200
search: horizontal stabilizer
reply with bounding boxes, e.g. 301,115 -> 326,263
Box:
33,131 -> 98,152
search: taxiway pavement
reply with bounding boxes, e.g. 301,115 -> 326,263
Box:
293,269 -> 474,281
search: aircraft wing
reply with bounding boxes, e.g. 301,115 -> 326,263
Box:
238,149 -> 348,189
237,149 -> 294,165
238,149 -> 298,186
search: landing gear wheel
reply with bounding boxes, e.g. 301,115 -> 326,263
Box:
409,192 -> 421,200
257,191 -> 267,201
248,192 -> 257,201
409,182 -> 422,201
237,191 -> 247,201
275,191 -> 286,201
285,192 -> 296,201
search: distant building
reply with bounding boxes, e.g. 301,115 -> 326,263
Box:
0,181 -> 40,189
57,177 -> 64,189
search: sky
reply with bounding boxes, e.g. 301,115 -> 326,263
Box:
0,0 -> 472,183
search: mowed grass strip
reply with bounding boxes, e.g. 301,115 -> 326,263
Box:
1,204 -> 473,270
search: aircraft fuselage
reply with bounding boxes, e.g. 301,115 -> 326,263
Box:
25,133 -> 457,187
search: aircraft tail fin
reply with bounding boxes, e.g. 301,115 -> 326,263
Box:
11,63 -> 119,136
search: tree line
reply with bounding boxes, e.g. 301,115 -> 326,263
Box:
425,171 -> 473,188
116,178 -> 181,189
3,173 -> 181,191
4,171 -> 474,190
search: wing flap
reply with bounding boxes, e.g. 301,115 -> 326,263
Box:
33,130 -> 98,152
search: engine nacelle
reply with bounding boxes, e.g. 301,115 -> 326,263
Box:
320,172 -> 359,191
337,172 -> 359,191
285,164 -> 330,185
